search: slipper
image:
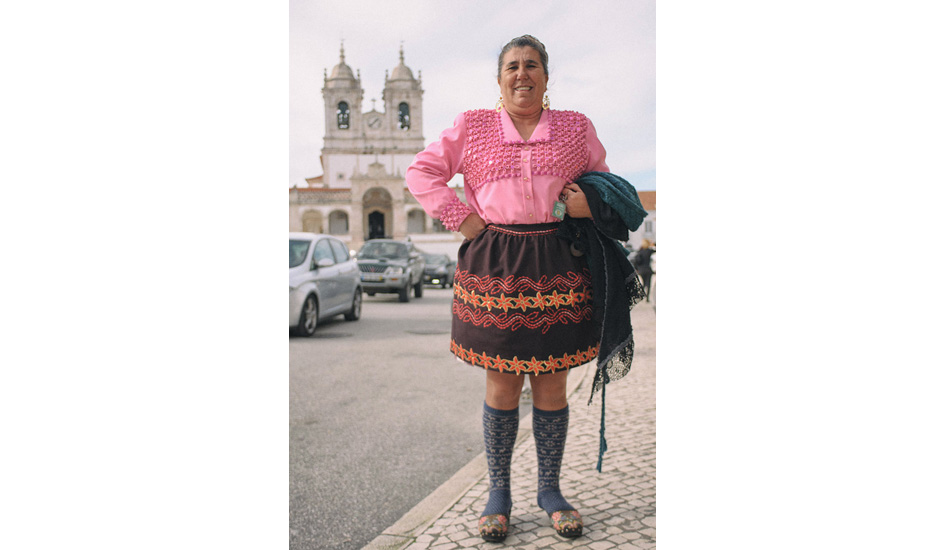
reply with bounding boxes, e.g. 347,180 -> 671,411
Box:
550,509 -> 583,539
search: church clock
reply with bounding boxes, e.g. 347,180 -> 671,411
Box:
366,115 -> 382,129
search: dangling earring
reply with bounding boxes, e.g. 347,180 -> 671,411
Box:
495,96 -> 504,112
542,95 -> 551,110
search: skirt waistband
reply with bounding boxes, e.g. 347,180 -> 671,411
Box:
487,222 -> 560,236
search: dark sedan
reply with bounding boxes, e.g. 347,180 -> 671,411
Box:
422,253 -> 457,288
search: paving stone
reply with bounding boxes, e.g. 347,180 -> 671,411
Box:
608,533 -> 632,545
454,536 -> 483,547
533,535 -> 562,547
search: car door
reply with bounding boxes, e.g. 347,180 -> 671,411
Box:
311,238 -> 343,315
329,238 -> 358,304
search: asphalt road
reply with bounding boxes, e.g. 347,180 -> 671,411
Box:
290,286 -> 503,550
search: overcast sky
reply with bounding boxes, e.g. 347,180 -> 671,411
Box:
290,0 -> 655,191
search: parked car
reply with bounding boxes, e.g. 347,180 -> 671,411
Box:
356,239 -> 425,302
422,253 -> 457,288
289,232 -> 362,336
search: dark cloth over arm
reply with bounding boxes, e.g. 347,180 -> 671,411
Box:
555,171 -> 648,472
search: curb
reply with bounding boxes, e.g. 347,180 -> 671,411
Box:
360,363 -> 595,550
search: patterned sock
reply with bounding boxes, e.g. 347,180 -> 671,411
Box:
534,405 -> 575,514
481,402 -> 519,518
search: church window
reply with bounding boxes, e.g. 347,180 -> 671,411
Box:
398,103 -> 410,130
337,102 -> 350,129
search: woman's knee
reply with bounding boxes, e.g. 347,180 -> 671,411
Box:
529,371 -> 569,410
485,371 -> 524,409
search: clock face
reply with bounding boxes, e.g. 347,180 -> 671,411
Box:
367,116 -> 382,129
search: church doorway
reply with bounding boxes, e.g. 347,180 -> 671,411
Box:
362,187 -> 393,240
368,211 -> 385,240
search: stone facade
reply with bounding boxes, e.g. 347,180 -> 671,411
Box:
290,43 -> 465,254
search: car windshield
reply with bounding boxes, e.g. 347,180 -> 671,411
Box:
358,242 -> 408,260
424,254 -> 449,264
290,239 -> 310,268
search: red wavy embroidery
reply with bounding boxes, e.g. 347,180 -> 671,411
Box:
453,269 -> 593,333
453,300 -> 592,334
454,269 -> 590,295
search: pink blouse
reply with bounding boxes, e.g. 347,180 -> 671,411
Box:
406,108 -> 610,231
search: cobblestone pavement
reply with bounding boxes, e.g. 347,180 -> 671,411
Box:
365,301 -> 656,550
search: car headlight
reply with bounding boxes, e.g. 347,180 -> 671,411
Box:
384,266 -> 405,275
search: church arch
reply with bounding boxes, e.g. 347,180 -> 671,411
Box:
328,210 -> 349,235
407,208 -> 426,234
301,210 -> 324,234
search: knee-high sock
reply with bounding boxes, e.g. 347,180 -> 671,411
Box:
534,405 -> 575,514
482,402 -> 519,517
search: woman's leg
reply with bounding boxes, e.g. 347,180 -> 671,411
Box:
528,371 -> 583,537
479,370 -> 524,540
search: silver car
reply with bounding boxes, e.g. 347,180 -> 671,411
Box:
290,232 -> 362,336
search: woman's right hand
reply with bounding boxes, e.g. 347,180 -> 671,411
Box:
459,213 -> 487,240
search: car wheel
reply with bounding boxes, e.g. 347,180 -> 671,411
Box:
414,278 -> 424,298
440,280 -> 447,289
366,291 -> 375,296
344,290 -> 362,321
294,294 -> 318,336
398,281 -> 411,302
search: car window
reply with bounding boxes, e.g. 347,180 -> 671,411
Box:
313,239 -> 335,266
290,239 -> 311,268
329,239 -> 350,264
358,242 -> 408,260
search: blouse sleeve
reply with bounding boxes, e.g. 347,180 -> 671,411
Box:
585,117 -> 610,173
405,112 -> 473,232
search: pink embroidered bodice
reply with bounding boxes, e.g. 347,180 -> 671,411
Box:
406,108 -> 609,231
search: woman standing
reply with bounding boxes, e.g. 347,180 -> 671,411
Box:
406,35 -> 609,542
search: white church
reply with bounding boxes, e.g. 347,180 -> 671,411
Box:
289,44 -> 466,255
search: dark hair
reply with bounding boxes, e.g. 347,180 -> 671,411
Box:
497,35 -> 549,78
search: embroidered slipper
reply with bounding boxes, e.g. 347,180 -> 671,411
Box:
478,508 -> 511,543
550,509 -> 583,539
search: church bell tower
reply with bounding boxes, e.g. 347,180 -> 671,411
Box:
322,43 -> 363,151
381,45 -> 424,148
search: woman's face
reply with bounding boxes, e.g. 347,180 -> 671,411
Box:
498,46 -> 548,117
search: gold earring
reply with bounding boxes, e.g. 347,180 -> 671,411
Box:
495,96 -> 504,112
542,95 -> 551,110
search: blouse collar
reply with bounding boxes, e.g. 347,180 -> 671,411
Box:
500,108 -> 550,144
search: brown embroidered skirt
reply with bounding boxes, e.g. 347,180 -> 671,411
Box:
450,223 -> 599,375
